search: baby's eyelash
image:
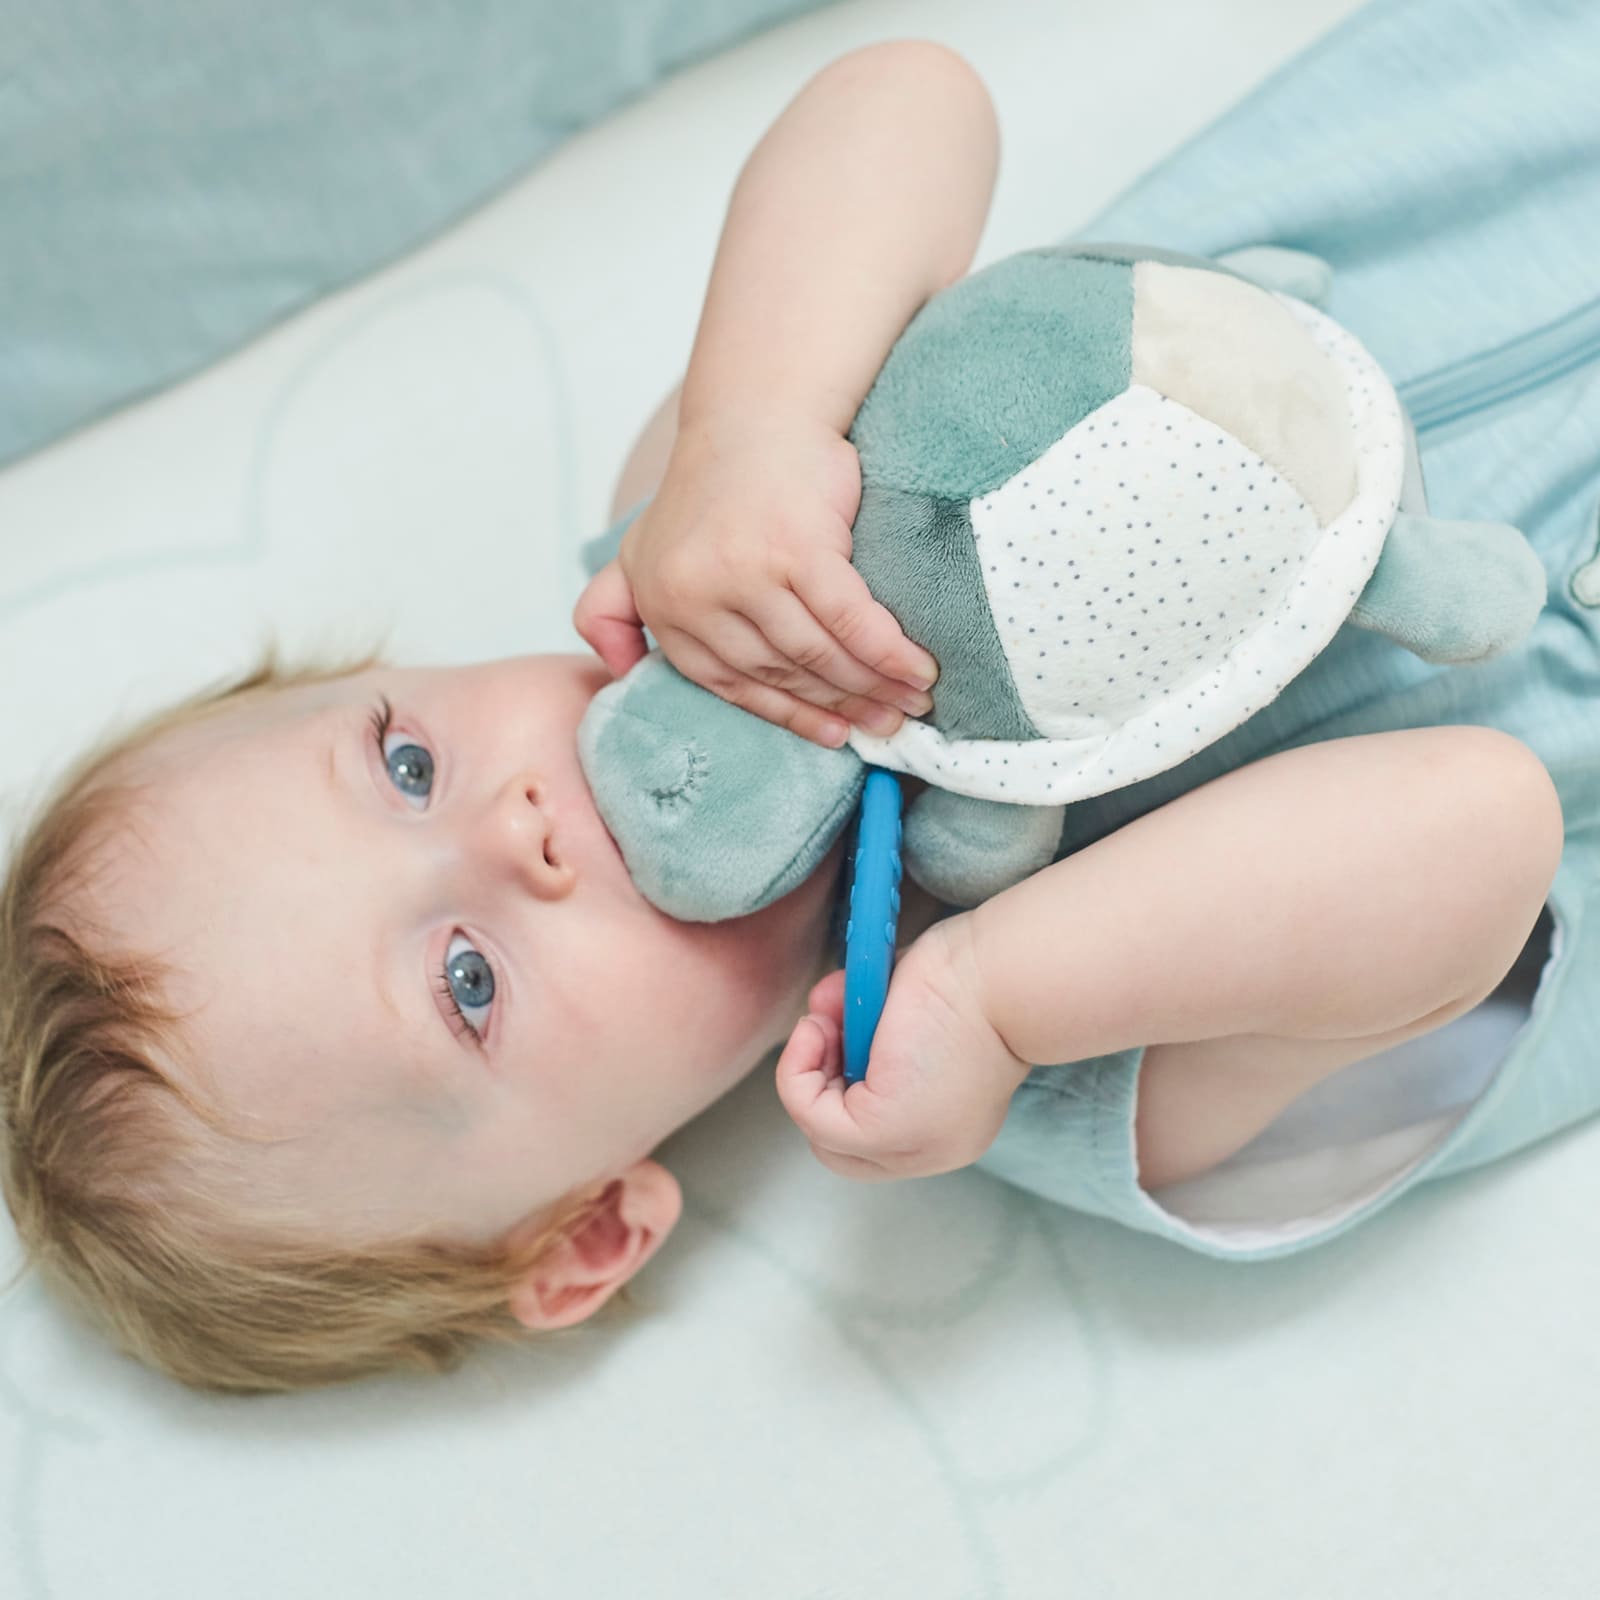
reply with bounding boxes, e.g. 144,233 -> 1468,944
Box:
434,967 -> 488,1049
368,694 -> 394,755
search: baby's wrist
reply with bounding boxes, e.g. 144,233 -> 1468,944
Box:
662,404 -> 861,537
671,396 -> 846,471
959,902 -> 1029,1074
932,910 -> 1032,1090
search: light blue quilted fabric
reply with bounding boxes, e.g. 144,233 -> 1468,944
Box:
0,0 -> 837,468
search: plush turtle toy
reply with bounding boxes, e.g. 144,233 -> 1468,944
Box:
577,242 -> 1547,919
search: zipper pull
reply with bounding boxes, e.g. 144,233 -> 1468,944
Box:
1571,501 -> 1600,609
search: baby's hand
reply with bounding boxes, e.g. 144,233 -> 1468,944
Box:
775,913 -> 1031,1181
573,412 -> 939,748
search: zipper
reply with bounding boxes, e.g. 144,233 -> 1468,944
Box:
1398,293 -> 1600,434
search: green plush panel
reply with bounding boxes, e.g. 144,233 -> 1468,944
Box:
847,250 -> 1134,500
849,482 -> 1040,742
2,0 -> 839,469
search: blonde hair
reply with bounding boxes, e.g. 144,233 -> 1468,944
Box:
0,643 -> 618,1394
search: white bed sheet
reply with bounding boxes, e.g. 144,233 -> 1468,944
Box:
8,1 -> 1598,1595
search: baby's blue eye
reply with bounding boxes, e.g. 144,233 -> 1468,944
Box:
367,697 -> 434,808
443,935 -> 495,1040
385,739 -> 434,801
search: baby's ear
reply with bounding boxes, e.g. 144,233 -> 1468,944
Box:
506,1161 -> 682,1332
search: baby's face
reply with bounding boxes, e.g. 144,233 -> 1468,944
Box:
101,655 -> 841,1247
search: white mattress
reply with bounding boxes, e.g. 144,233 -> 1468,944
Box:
8,1 -> 1598,1594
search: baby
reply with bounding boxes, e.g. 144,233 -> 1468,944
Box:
0,43 -> 1567,1393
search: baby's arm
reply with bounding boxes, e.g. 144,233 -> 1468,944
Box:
778,726 -> 1563,1184
672,39 -> 997,445
576,40 -> 998,745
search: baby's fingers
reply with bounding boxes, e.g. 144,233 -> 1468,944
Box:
572,560 -> 648,679
806,967 -> 848,1026
774,1013 -> 900,1178
658,629 -> 849,748
749,591 -> 935,723
700,611 -> 922,736
792,554 -> 939,693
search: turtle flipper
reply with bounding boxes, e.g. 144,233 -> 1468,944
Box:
1347,510 -> 1547,664
1212,245 -> 1334,306
903,789 -> 1065,907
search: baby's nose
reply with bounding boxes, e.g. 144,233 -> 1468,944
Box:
485,775 -> 576,900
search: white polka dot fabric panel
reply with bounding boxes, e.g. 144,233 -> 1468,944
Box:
972,383 -> 1320,739
849,292 -> 1404,803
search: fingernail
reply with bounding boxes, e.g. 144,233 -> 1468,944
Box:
907,665 -> 938,690
860,706 -> 900,736
820,720 -> 850,747
896,691 -> 934,717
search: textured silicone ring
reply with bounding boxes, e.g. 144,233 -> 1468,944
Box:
843,768 -> 903,1083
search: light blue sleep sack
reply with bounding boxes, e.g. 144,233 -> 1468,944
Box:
975,0 -> 1600,1259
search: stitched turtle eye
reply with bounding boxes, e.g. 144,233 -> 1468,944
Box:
645,741 -> 709,812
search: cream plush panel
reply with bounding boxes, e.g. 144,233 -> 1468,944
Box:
1130,259 -> 1358,522
14,6 -> 1596,1600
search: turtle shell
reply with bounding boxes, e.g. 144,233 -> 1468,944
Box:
844,243 -> 1405,804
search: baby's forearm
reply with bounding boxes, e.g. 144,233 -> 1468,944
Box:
968,728 -> 1563,1068
676,41 -> 998,443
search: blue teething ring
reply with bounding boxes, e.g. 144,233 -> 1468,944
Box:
842,767 -> 903,1084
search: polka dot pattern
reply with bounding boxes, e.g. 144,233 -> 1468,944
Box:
971,383 -> 1319,737
849,291 -> 1406,803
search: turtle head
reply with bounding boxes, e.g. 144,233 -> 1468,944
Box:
576,652 -> 865,922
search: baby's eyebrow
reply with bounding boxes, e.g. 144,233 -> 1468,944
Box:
319,703 -> 361,807
318,717 -> 406,1027
369,939 -> 406,1031
368,935 -> 457,1107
